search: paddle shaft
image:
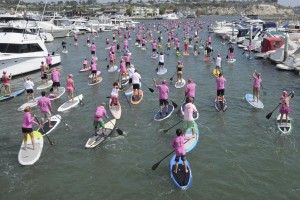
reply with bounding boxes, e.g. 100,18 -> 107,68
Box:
50,110 -> 71,129
163,120 -> 183,133
105,116 -> 123,135
34,116 -> 53,146
140,80 -> 154,93
123,91 -> 132,108
169,71 -> 176,81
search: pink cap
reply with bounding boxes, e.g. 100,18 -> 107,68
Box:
282,90 -> 288,97
188,78 -> 192,83
162,80 -> 166,84
3,71 -> 6,74
257,73 -> 261,77
69,74 -> 73,78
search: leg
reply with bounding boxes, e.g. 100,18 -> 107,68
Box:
257,89 -> 260,102
279,113 -> 283,124
23,133 -> 28,150
285,113 -> 289,126
252,87 -> 255,102
29,131 -> 35,150
183,161 -> 188,173
48,115 -> 52,128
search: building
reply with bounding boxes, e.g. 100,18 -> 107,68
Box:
131,6 -> 159,17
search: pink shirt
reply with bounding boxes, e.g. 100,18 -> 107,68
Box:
253,77 -> 261,88
172,136 -> 190,156
152,42 -> 157,49
185,82 -> 196,97
22,112 -> 38,128
216,77 -> 226,90
125,55 -> 131,62
37,96 -> 51,113
156,84 -> 169,100
91,63 -> 97,71
46,56 -> 52,64
111,45 -> 115,52
83,60 -> 88,65
109,52 -> 114,60
91,44 -> 96,51
66,78 -> 73,90
184,103 -> 197,121
51,71 -> 60,82
94,106 -> 107,121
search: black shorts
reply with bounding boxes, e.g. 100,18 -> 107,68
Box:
159,62 -> 164,66
22,127 -> 33,133
159,99 -> 168,106
92,70 -> 97,74
217,89 -> 225,96
152,49 -> 156,52
142,44 -> 145,46
48,64 -> 52,68
52,82 -> 60,87
26,89 -> 33,94
133,83 -> 140,90
41,74 -> 48,79
113,37 -> 116,40
126,62 -> 130,66
129,78 -> 132,84
74,38 -> 77,41
176,47 -> 180,51
175,155 -> 186,162
91,51 -> 95,55
87,40 -> 90,43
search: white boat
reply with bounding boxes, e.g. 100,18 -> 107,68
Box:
255,37 -> 284,59
0,27 -> 61,76
276,48 -> 300,70
162,13 -> 179,20
36,16 -> 71,38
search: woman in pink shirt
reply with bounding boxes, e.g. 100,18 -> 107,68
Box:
66,74 -> 75,103
172,129 -> 191,174
125,53 -> 131,68
45,54 -> 52,68
83,59 -> 89,69
22,106 -> 39,150
90,62 -> 97,82
74,34 -> 78,46
94,103 -> 108,136
1,71 -> 12,96
252,71 -> 261,102
91,43 -> 96,55
51,68 -> 61,92
153,79 -> 169,117
152,40 -> 157,57
183,97 -> 198,136
120,59 -> 127,80
279,90 -> 294,125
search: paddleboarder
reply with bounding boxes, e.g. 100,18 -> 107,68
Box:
252,71 -> 262,102
171,129 -> 192,174
62,40 -> 67,51
1,71 -> 12,96
183,97 -> 198,136
128,64 -> 135,89
91,42 -> 96,57
93,103 -> 108,136
74,33 -> 78,46
185,78 -> 196,103
132,69 -> 142,101
83,59 -> 89,70
51,68 -> 61,92
176,61 -> 184,84
40,61 -> 49,84
216,54 -> 222,69
247,42 -> 252,58
24,76 -> 35,102
279,91 -> 293,125
110,82 -> 120,110
125,53 -> 131,68
153,79 -> 169,117
21,106 -> 39,150
87,35 -> 90,45
66,74 -> 75,103
216,73 -> 226,110
228,45 -> 234,60
152,40 -> 157,57
37,91 -> 52,128
90,61 -> 98,83
45,54 -> 52,69
158,52 -> 165,72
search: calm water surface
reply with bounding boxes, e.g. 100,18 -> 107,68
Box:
1,16 -> 300,200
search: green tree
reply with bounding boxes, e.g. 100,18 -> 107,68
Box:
126,7 -> 132,16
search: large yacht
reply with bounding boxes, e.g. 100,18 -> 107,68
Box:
0,27 -> 61,76
162,13 -> 179,20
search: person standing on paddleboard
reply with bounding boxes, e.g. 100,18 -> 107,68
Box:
62,40 -> 67,51
120,59 -> 127,80
83,59 -> 89,70
216,73 -> 226,110
183,97 -> 198,136
37,91 -> 52,128
252,71 -> 261,102
228,45 -> 234,60
185,78 -> 196,103
247,43 -> 252,58
110,82 -> 120,110
94,103 -> 108,136
45,54 -> 52,70
51,68 -> 61,92
21,106 -> 39,150
172,129 -> 191,174
24,76 -> 35,102
91,42 -> 96,57
74,33 -> 78,46
66,74 -> 75,103
90,61 -> 98,83
279,91 -> 294,126
87,35 -> 90,45
128,64 -> 135,89
125,53 -> 131,68
176,61 -> 184,83
40,61 -> 49,85
1,71 -> 12,96
158,52 -> 165,72
132,69 -> 142,100
215,54 -> 222,73
153,79 -> 169,117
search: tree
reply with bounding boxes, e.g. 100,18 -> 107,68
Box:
126,7 -> 132,16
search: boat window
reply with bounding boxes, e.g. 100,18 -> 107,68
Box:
30,43 -> 43,52
0,43 -> 43,53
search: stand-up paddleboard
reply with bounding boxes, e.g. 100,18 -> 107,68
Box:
0,89 -> 25,102
212,68 -> 221,78
62,50 -> 68,54
18,96 -> 42,111
188,45 -> 193,48
131,90 -> 143,105
245,53 -> 252,59
88,71 -> 101,78
57,94 -> 83,112
134,42 -> 138,46
79,68 -> 90,72
37,115 -> 61,136
175,79 -> 186,89
215,97 -> 228,112
50,87 -> 65,101
154,105 -> 174,121
151,54 -> 158,59
87,43 -> 91,47
109,99 -> 121,119
88,77 -> 102,86
108,66 -> 118,73
176,52 -> 181,57
184,121 -> 199,153
157,68 -> 167,75
119,77 -> 129,90
180,103 -> 199,120
227,59 -> 236,63
245,94 -> 264,109
37,81 -> 53,90
18,131 -> 43,166
141,47 -> 146,51
203,56 -> 210,62
85,119 -> 116,148
125,82 -> 141,96
276,114 -> 292,134
183,52 -> 189,56
105,46 -> 112,50
170,154 -> 192,190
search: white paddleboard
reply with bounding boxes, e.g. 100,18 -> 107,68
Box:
57,94 -> 83,112
37,115 -> 61,136
109,99 -> 121,119
151,54 -> 158,59
157,68 -> 167,75
245,94 -> 264,109
88,77 -> 103,85
88,71 -> 101,79
215,97 -> 228,112
227,59 -> 236,63
175,79 -> 186,89
105,46 -> 112,50
18,131 -> 43,165
62,50 -> 68,54
18,96 -> 42,111
276,114 -> 292,134
37,80 -> 53,90
50,87 -> 66,101
108,66 -> 118,73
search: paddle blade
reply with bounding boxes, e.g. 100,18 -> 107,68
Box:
291,91 -> 295,98
172,101 -> 178,109
155,67 -> 158,72
151,161 -> 162,170
163,129 -> 169,133
266,112 -> 273,119
149,88 -> 154,93
169,77 -> 173,81
116,128 -> 123,135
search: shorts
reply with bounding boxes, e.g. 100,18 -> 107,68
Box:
26,89 -> 33,94
152,49 -> 156,52
113,37 -> 116,40
229,52 -> 234,57
175,155 -> 186,162
176,47 -> 180,51
126,62 -> 130,66
41,74 -> 48,79
92,70 -> 97,74
159,99 -> 168,106
22,127 -> 33,133
183,120 -> 195,129
217,89 -> 225,96
133,83 -> 140,90
280,107 -> 291,114
129,78 -> 132,84
52,82 -> 60,87
94,120 -> 105,129
142,44 -> 145,46
159,62 -> 164,66
74,38 -> 77,41
41,111 -> 51,119
87,40 -> 90,43
48,64 -> 52,68
91,50 -> 95,55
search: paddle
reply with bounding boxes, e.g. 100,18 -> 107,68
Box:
105,116 -> 123,135
74,90 -> 84,106
266,91 -> 294,119
171,100 -> 178,109
169,71 -> 177,81
140,80 -> 154,93
34,116 -> 53,146
163,120 -> 183,133
49,110 -> 72,130
151,140 -> 189,171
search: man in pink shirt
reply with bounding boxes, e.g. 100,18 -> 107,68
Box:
125,53 -> 131,68
94,103 -> 108,136
21,106 -> 39,150
153,79 -> 169,117
185,78 -> 196,103
37,91 -> 52,128
183,97 -> 198,136
91,43 -> 96,56
45,54 -> 52,69
51,68 -> 61,92
216,73 -> 226,104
